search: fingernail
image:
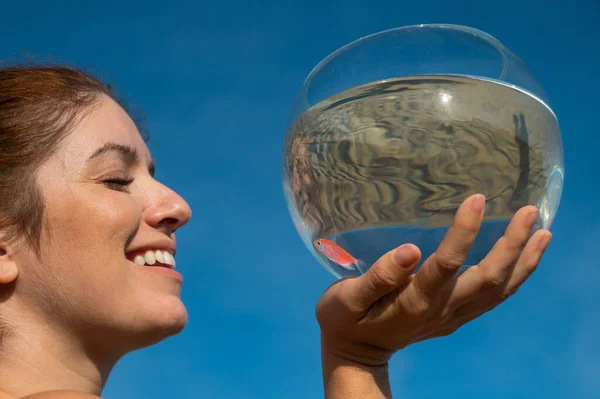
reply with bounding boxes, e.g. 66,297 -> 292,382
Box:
394,245 -> 419,267
539,232 -> 552,252
527,209 -> 540,229
470,194 -> 486,215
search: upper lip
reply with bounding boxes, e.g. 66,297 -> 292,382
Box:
125,240 -> 177,260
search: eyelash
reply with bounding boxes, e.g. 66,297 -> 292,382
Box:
103,176 -> 135,192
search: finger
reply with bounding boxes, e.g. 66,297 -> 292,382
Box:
493,229 -> 551,301
411,194 -> 486,303
442,205 -> 540,314
397,229 -> 551,344
447,229 -> 551,322
345,244 -> 421,311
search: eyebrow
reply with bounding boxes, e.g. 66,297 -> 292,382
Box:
87,142 -> 156,176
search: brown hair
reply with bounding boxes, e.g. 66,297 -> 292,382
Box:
0,63 -> 120,255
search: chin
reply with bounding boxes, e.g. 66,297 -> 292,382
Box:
130,296 -> 189,349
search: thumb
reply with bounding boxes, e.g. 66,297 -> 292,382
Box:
348,244 -> 421,310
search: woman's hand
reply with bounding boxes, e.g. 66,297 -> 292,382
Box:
317,194 -> 552,397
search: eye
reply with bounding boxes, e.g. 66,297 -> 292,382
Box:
103,176 -> 135,192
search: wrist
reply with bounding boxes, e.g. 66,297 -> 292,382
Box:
320,334 -> 393,368
321,339 -> 392,399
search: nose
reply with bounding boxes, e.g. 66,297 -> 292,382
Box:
143,184 -> 192,236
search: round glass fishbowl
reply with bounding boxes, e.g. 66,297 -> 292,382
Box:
281,24 -> 564,279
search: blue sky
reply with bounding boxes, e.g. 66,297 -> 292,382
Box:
1,0 -> 598,398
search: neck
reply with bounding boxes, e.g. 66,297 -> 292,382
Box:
0,317 -> 119,397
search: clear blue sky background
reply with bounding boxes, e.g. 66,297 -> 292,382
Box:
1,1 -> 598,398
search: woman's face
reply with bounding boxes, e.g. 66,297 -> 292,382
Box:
12,94 -> 192,354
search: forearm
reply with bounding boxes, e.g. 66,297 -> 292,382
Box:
322,343 -> 392,399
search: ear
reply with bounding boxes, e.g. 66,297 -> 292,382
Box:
0,240 -> 18,284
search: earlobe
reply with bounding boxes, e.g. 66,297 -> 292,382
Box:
0,246 -> 18,284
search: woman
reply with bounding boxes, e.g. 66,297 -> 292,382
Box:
0,64 -> 551,398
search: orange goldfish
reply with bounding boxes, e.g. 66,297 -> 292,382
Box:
313,238 -> 366,272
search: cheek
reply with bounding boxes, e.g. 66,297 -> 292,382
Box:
29,192 -> 143,317
53,191 -> 141,248
40,191 -> 141,289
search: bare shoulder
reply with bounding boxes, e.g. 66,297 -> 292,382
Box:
20,391 -> 101,399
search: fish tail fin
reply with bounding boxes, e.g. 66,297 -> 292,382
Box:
355,259 -> 369,275
338,262 -> 355,271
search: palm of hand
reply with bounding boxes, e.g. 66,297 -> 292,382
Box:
316,194 -> 551,367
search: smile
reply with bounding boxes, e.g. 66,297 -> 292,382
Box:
128,249 -> 176,268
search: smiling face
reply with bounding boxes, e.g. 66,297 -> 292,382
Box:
10,94 -> 192,355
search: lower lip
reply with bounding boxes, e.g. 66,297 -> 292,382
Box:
130,262 -> 183,282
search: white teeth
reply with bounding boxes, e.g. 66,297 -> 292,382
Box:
163,251 -> 176,268
131,249 -> 175,267
144,251 -> 156,265
155,250 -> 165,264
